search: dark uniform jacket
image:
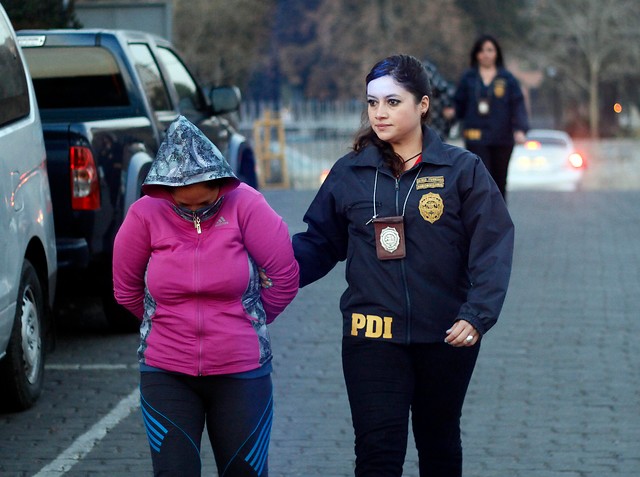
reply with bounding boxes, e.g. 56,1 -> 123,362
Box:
293,127 -> 514,344
453,67 -> 529,146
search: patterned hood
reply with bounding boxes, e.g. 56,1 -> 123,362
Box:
142,115 -> 237,194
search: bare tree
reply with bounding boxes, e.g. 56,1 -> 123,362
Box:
454,0 -> 529,47
172,0 -> 534,102
173,0 -> 276,87
530,0 -> 640,137
276,0 -> 474,99
3,0 -> 81,29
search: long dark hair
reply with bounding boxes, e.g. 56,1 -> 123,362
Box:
469,34 -> 504,68
353,54 -> 432,176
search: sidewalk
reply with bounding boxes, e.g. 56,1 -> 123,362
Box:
258,188 -> 640,477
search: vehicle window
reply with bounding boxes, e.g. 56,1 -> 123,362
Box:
155,47 -> 204,113
531,137 -> 567,147
129,43 -> 171,112
22,46 -> 129,109
0,15 -> 29,127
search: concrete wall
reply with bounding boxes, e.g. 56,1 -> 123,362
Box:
75,0 -> 173,41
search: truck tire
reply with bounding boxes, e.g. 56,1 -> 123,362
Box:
0,260 -> 45,411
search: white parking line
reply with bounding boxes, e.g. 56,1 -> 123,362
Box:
46,363 -> 137,370
31,386 -> 140,477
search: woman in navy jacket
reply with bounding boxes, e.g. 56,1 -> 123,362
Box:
446,35 -> 529,200
292,55 -> 514,476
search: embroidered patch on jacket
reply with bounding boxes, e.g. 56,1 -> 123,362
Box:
419,192 -> 444,223
215,216 -> 228,227
417,176 -> 445,190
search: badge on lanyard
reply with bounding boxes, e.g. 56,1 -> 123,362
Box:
369,168 -> 422,261
373,216 -> 406,260
477,97 -> 490,115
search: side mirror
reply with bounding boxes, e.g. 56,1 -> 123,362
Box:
209,85 -> 241,115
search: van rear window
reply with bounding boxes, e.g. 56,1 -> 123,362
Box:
22,46 -> 130,109
0,14 -> 30,126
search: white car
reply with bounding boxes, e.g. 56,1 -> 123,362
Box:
507,129 -> 586,191
0,4 -> 57,411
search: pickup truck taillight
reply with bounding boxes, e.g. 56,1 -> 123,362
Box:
70,146 -> 101,210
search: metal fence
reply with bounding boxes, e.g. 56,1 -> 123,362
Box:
237,100 -> 640,192
238,100 -> 365,189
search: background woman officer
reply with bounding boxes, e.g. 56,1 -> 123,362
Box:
445,34 -> 529,200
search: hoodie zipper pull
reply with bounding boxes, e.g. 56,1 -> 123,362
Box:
193,213 -> 202,234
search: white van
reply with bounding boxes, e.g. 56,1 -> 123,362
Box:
0,3 -> 57,411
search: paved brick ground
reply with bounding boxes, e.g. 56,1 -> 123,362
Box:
2,188 -> 639,477
261,188 -> 640,477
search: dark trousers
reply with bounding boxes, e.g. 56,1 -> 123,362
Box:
140,372 -> 273,477
465,143 -> 514,200
342,337 -> 480,477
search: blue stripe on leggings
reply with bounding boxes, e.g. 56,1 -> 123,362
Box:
221,394 -> 273,476
253,413 -> 273,475
245,400 -> 273,474
247,410 -> 272,466
141,405 -> 168,439
141,401 -> 168,452
140,388 -> 201,463
144,428 -> 162,452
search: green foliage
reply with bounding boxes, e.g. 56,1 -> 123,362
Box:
3,0 -> 82,29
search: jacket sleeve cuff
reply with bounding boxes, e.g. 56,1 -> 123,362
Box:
455,313 -> 494,336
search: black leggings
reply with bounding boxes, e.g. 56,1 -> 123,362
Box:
140,372 -> 273,477
465,143 -> 514,200
342,337 -> 480,477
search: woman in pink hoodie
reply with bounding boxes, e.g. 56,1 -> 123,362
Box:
113,116 -> 299,477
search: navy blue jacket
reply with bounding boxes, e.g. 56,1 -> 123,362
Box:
453,67 -> 529,146
293,127 -> 514,344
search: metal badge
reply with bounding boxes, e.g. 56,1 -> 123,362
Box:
494,78 -> 507,98
379,227 -> 400,253
477,98 -> 490,115
373,216 -> 406,260
419,193 -> 444,224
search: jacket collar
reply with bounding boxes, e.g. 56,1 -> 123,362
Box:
350,126 -> 454,170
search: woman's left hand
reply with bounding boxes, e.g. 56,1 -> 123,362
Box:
259,268 -> 273,289
514,130 -> 526,144
444,320 -> 479,347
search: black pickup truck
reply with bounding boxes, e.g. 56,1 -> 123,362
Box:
16,29 -> 258,331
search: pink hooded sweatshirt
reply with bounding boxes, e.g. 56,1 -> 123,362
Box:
113,116 -> 299,376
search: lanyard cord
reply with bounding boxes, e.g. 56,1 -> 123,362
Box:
373,169 -> 379,218
373,165 -> 423,219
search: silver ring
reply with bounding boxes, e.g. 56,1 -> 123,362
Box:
465,335 -> 473,343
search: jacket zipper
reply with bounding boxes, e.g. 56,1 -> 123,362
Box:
395,176 -> 412,344
193,211 -> 204,374
192,212 -> 202,234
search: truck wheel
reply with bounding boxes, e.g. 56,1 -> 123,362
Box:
0,260 -> 45,411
